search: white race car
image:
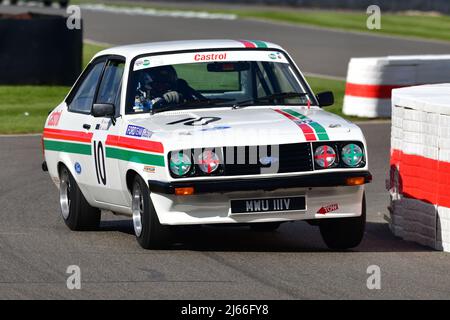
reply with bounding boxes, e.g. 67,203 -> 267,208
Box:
42,40 -> 371,249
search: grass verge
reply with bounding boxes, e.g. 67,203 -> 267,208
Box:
0,43 -> 107,134
72,0 -> 450,43
0,43 -> 351,134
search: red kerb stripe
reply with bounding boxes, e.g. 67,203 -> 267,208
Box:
345,83 -> 407,99
106,135 -> 164,154
390,149 -> 450,208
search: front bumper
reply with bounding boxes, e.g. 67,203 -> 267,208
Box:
148,171 -> 372,194
149,171 -> 370,225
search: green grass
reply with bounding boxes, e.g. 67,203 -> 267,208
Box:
0,86 -> 69,134
72,0 -> 450,43
233,11 -> 450,42
83,42 -> 107,68
0,43 -> 107,134
306,76 -> 346,118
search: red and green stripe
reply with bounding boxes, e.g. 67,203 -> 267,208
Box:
274,108 -> 330,141
105,135 -> 165,167
238,40 -> 268,48
43,128 -> 93,155
43,129 -> 165,167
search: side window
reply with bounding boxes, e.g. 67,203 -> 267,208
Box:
68,62 -> 105,113
96,60 -> 125,109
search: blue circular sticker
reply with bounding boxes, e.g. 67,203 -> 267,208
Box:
74,162 -> 82,175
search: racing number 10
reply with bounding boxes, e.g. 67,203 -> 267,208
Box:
93,141 -> 107,185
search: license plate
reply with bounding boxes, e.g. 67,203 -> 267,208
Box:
230,196 -> 306,214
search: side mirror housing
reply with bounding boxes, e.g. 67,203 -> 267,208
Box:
92,103 -> 115,117
316,91 -> 334,107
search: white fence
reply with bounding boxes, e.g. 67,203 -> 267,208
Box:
343,55 -> 450,118
388,84 -> 450,252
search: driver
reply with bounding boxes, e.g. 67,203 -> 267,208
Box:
133,65 -> 203,113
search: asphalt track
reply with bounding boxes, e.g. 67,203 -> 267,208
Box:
1,3 -> 450,299
3,3 -> 450,77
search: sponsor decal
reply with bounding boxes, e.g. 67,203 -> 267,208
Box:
135,59 -> 151,70
143,166 -> 156,173
329,123 -> 341,128
200,125 -> 231,132
74,162 -> 82,175
126,125 -> 152,138
317,203 -> 339,214
268,52 -> 283,60
194,53 -> 227,62
167,117 -> 221,126
274,109 -> 330,141
48,111 -> 62,127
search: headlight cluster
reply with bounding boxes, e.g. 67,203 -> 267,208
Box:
169,149 -> 223,178
313,142 -> 365,169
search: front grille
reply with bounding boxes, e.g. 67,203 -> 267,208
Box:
223,143 -> 313,176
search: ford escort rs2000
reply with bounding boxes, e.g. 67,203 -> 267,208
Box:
42,40 -> 371,249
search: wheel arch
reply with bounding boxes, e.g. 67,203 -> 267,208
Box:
126,169 -> 142,194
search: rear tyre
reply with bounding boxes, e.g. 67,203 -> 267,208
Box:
10,0 -> 18,5
132,175 -> 171,249
319,193 -> 366,250
43,0 -> 52,7
250,222 -> 281,232
59,165 -> 101,231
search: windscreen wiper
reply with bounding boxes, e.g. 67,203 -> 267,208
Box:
151,98 -> 233,115
231,92 -> 309,109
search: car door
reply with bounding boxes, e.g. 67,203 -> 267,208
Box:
63,58 -> 107,201
88,57 -> 127,206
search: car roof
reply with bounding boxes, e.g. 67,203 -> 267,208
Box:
93,39 -> 284,61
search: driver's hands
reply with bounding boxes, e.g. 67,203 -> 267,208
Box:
162,91 -> 180,104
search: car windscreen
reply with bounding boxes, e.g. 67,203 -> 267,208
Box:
126,50 -> 314,115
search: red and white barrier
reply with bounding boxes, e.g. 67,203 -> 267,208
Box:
343,55 -> 450,118
388,84 -> 450,252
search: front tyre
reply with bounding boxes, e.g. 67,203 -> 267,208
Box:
59,165 -> 100,231
319,193 -> 366,250
132,175 -> 170,249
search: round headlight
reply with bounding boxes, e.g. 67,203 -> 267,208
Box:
169,151 -> 192,176
314,145 -> 336,168
341,144 -> 364,167
198,150 -> 220,174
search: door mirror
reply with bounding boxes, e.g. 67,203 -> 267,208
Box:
92,103 -> 115,117
316,91 -> 334,107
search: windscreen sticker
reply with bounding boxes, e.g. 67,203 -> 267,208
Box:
133,50 -> 288,71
